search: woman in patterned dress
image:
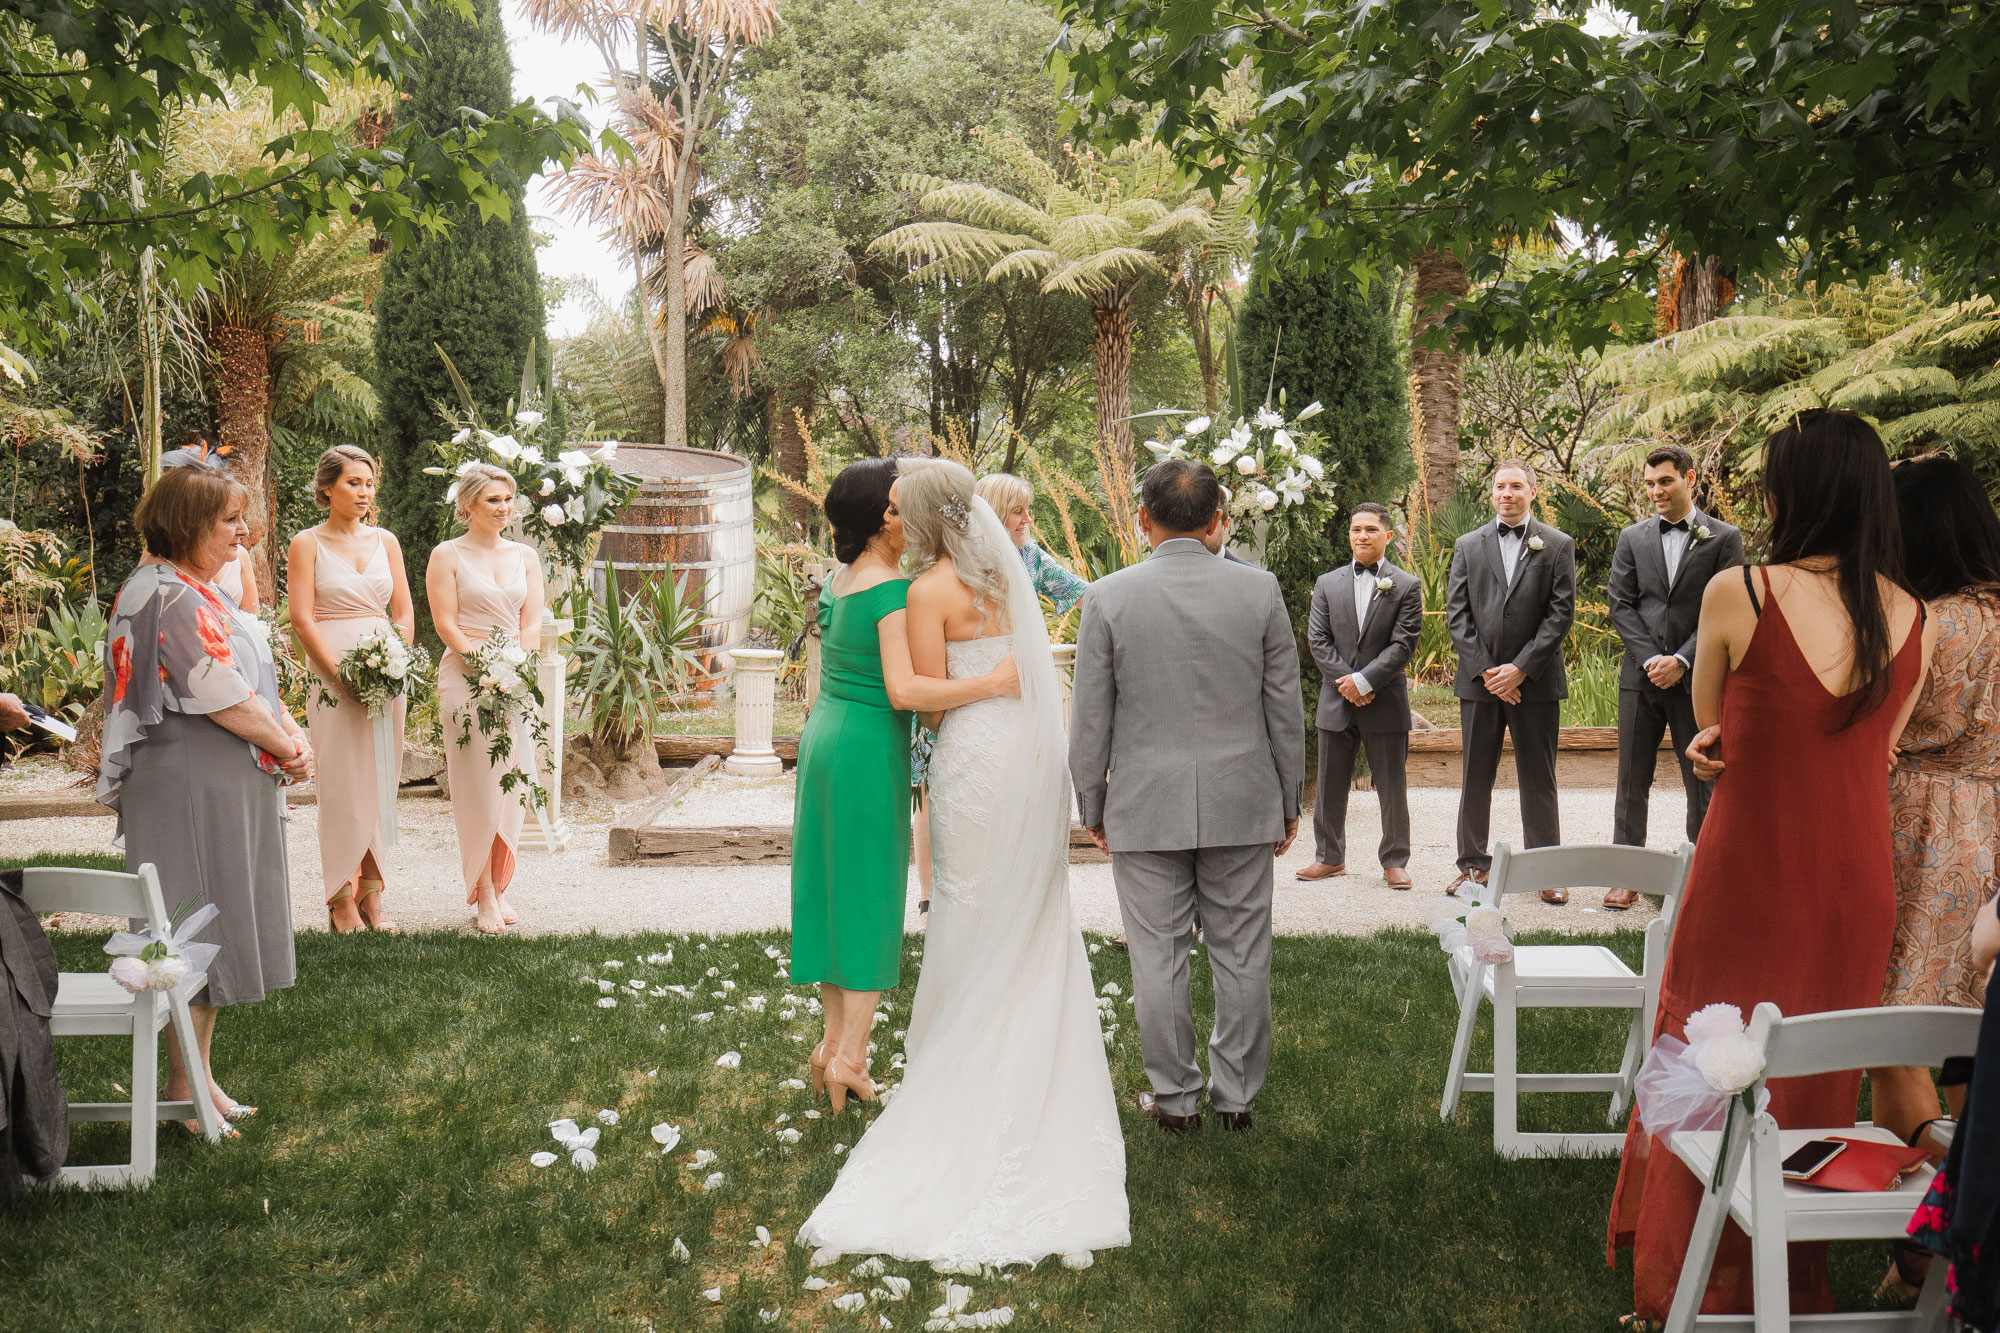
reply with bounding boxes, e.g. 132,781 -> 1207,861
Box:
1869,454 -> 2000,1149
910,473 -> 1090,923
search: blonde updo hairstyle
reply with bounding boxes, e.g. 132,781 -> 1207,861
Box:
974,472 -> 1032,520
313,445 -> 377,507
454,462 -> 517,524
898,458 -> 1015,627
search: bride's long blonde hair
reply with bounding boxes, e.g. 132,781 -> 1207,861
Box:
899,458 -> 1014,625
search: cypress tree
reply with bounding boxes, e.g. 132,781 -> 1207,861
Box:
374,0 -> 544,632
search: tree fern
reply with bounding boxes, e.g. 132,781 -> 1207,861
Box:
1826,366 -> 1960,418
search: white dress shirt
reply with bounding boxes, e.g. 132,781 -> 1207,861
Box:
1660,515 -> 1693,584
1497,519 -> 1527,582
1348,563 -> 1382,696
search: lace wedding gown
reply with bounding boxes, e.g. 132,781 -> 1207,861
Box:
797,503 -> 1129,1271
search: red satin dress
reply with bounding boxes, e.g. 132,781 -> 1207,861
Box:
1608,567 -> 1924,1318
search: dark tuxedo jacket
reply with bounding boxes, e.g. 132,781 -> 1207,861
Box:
1307,560 -> 1423,733
1445,518 -> 1576,703
1607,510 -> 1743,691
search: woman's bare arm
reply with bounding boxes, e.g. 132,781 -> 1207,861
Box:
878,610 -> 1018,713
426,544 -> 480,658
1686,568 -> 1756,777
382,530 -> 417,644
906,574 -> 955,731
209,698 -> 311,778
233,548 -> 261,614
286,532 -> 355,697
518,545 -> 545,651
1884,600 -> 1941,769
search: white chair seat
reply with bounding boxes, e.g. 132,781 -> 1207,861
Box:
53,973 -> 146,1015
1668,1125 -> 1934,1240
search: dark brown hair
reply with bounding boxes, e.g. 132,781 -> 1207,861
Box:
1350,501 -> 1393,526
1893,454 -> 2000,601
1645,444 -> 1695,475
313,445 -> 377,507
135,465 -> 249,564
1763,410 -> 1903,726
1493,457 -> 1536,485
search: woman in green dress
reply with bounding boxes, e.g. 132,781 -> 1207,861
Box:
793,458 -> 1020,1110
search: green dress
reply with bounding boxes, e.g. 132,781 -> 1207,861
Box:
790,577 -> 913,990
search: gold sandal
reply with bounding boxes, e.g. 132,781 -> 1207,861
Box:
356,878 -> 399,934
327,882 -> 364,935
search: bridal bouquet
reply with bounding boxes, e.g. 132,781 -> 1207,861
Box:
1421,896 -> 1514,964
105,900 -> 220,994
453,628 -> 550,814
1633,1002 -> 1770,1191
1140,399 -> 1335,525
322,627 -> 431,718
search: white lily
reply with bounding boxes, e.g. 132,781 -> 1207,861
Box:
1295,400 -> 1324,420
1271,428 -> 1296,454
487,435 -> 522,460
451,427 -> 473,445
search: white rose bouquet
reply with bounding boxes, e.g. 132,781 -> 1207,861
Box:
104,900 -> 221,994
1633,1001 -> 1771,1192
322,627 -> 431,718
1420,896 -> 1514,964
453,627 -> 551,815
1140,399 -> 1335,526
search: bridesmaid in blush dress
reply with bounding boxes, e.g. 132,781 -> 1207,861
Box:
427,463 -> 544,935
1608,411 -> 1938,1325
288,446 -> 416,934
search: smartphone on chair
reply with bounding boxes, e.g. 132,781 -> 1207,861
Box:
1781,1139 -> 1847,1182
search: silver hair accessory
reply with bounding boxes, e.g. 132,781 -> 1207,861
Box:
937,492 -> 971,532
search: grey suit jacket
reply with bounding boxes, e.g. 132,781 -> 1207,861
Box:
1068,538 -> 1306,852
1307,560 -> 1422,733
1445,518 -> 1577,702
1607,511 -> 1744,691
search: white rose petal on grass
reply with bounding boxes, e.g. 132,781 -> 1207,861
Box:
570,1148 -> 597,1171
781,1078 -> 808,1091
834,1143 -> 848,1154
1100,982 -> 1122,996
759,1309 -> 781,1324
804,1109 -> 822,1120
754,1225 -> 772,1248
833,1293 -> 868,1313
703,1287 -> 722,1303
1694,1031 -> 1765,1094
716,1051 -> 742,1069
694,1012 -> 715,1023
597,997 -> 618,1008
764,945 -> 783,960
776,1128 -> 802,1144
647,952 -> 672,965
671,1237 -> 691,1262
850,1257 -> 885,1278
529,1151 -> 558,1168
881,1276 -> 912,1300
881,1319 -> 894,1331
597,1109 -> 619,1126
651,1123 -> 682,1152
932,1284 -> 973,1316
803,1275 -> 835,1291
702,1172 -> 726,1192
688,1149 -> 718,1168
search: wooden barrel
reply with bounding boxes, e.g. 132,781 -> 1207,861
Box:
592,446 -> 754,677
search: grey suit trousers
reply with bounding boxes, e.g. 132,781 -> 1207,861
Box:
1456,698 -> 1562,872
1111,844 -> 1273,1116
1313,726 -> 1411,869
1613,686 -> 1711,845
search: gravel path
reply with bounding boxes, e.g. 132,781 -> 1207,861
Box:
2,762 -> 1675,938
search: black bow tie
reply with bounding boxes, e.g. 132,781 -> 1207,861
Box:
1354,562 -> 1381,579
1659,517 -> 1690,534
1497,522 -> 1527,540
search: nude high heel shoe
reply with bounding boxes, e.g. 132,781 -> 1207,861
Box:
825,1054 -> 876,1114
356,878 -> 398,934
327,882 -> 364,934
810,1041 -> 832,1098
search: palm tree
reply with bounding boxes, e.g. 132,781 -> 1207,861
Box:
871,135 -> 1218,472
1409,247 -> 1469,518
524,0 -> 778,451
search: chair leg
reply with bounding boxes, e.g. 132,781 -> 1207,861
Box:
1608,1009 -> 1644,1124
1664,1107 -> 1752,1333
130,1011 -> 158,1188
1747,1120 -> 1790,1333
1913,1246 -> 1954,1332
1440,963 -> 1485,1121
1493,986 -> 1519,1157
168,990 -> 222,1142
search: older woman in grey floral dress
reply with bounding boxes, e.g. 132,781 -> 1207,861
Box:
99,455 -> 312,1128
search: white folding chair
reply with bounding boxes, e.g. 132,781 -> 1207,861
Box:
19,863 -> 223,1187
1665,1002 -> 1976,1333
1440,840 -> 1695,1158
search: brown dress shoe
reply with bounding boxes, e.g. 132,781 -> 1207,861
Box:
1295,862 -> 1347,881
1215,1110 -> 1254,1132
1541,888 -> 1570,905
1383,867 -> 1413,890
1601,888 -> 1639,911
1136,1089 -> 1200,1133
1445,869 -> 1488,898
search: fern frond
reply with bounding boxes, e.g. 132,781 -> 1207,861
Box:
1042,247 -> 1163,298
1877,401 -> 2000,457
1049,213 -> 1134,260
912,182 -> 1049,239
1826,366 -> 1959,418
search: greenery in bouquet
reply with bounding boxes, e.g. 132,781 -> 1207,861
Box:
321,626 -> 432,719
1137,400 -> 1336,527
452,628 -> 550,815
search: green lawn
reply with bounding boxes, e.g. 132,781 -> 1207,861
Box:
2,854 -> 1901,1332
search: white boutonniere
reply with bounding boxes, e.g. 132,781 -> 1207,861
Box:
1375,575 -> 1395,594
1692,523 -> 1713,543
1526,534 -> 1545,551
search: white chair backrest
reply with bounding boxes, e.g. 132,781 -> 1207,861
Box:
1750,1002 -> 1984,1081
1487,842 -> 1695,902
18,863 -> 170,934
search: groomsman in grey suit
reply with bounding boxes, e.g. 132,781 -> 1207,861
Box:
1070,458 -> 1305,1134
1298,503 -> 1423,888
1602,445 -> 1743,908
1445,459 -> 1577,901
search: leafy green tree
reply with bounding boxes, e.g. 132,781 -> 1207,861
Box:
1053,2 -> 2000,352
374,0 -> 546,627
0,0 -> 587,343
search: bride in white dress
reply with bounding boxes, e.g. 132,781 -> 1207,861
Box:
798,458 -> 1130,1271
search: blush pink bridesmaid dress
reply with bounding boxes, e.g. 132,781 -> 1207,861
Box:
303,531 -> 405,907
437,541 -> 533,909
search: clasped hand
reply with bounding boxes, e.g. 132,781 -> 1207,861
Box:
1480,663 -> 1524,705
1335,675 -> 1373,707
1686,725 -> 1723,780
1644,655 -> 1687,689
987,654 -> 1021,699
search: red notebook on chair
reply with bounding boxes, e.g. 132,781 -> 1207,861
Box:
1800,1136 -> 1934,1192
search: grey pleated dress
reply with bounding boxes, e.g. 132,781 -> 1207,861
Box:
98,563 -> 296,1007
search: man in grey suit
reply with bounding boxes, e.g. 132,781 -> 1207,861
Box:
1602,445 -> 1744,908
1445,458 -> 1577,902
1070,459 -> 1305,1134
1299,503 -> 1424,888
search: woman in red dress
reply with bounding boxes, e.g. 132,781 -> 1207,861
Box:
1608,410 -> 1938,1323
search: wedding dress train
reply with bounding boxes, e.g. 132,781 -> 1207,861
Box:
797,501 -> 1129,1270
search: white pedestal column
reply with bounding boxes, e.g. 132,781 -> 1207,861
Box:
1050,641 -> 1076,733
723,648 -> 786,776
519,611 -> 575,851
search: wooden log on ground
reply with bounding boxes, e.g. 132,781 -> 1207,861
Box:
654,735 -> 800,767
609,754 -> 722,864
0,781 -> 445,821
618,824 -> 795,866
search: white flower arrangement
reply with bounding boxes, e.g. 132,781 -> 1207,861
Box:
1375,575 -> 1395,594
1421,896 -> 1514,964
1526,534 -> 1545,551
1634,1002 -> 1771,1192
321,626 -> 431,718
1140,400 -> 1336,525
105,901 -> 219,993
453,627 -> 550,815
1693,523 -> 1714,542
